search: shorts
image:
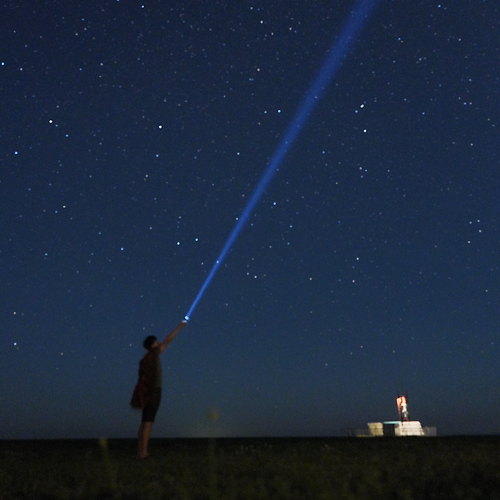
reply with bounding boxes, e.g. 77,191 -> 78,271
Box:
142,388 -> 161,423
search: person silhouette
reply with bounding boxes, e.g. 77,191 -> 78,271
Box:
131,320 -> 186,459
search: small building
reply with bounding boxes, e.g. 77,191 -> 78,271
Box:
341,391 -> 437,437
367,421 -> 436,436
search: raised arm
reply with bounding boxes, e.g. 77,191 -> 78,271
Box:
159,320 -> 187,353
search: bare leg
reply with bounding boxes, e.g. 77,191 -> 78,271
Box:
137,422 -> 153,458
142,421 -> 153,457
137,422 -> 144,458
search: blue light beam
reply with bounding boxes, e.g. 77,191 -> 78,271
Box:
185,0 -> 379,321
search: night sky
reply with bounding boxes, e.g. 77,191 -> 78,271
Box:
1,0 -> 499,439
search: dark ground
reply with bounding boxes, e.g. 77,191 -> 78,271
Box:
1,436 -> 499,499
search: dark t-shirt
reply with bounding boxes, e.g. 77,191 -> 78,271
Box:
130,347 -> 162,408
153,352 -> 162,388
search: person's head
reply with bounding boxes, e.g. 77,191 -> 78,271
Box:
143,335 -> 158,351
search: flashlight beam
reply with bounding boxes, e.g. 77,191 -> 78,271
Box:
184,0 -> 379,322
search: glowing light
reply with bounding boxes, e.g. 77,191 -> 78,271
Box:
185,0 -> 379,321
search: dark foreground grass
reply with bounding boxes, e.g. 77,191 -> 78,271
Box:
1,436 -> 499,499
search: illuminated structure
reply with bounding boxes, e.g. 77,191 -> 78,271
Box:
367,420 -> 427,436
341,391 -> 437,437
397,390 -> 409,421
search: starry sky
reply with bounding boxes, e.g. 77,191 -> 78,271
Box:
1,0 -> 499,439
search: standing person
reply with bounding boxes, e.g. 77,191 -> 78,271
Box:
131,320 -> 186,459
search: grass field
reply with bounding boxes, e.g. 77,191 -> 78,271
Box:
1,436 -> 499,499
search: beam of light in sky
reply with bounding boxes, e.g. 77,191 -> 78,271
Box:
185,0 -> 379,322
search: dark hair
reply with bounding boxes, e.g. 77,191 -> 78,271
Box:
143,335 -> 157,350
